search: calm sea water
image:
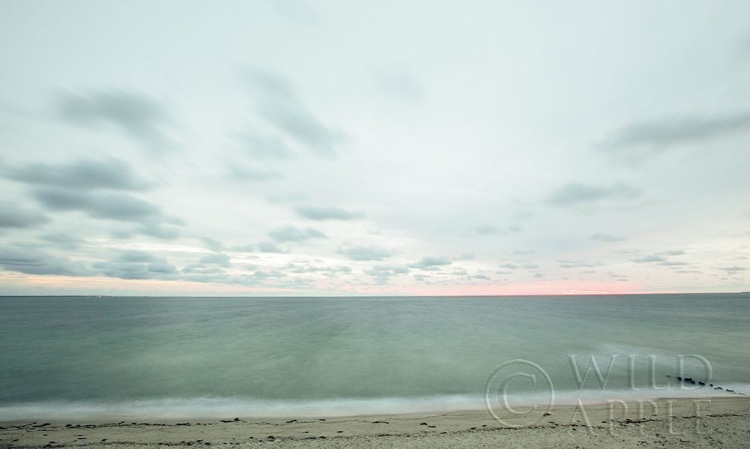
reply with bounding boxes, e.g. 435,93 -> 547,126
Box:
1,294 -> 749,420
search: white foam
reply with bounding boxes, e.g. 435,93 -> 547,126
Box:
1,385 -> 747,421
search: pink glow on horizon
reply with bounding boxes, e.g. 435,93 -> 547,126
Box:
0,273 -> 673,296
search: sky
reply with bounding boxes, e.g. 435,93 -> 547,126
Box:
1,0 -> 750,296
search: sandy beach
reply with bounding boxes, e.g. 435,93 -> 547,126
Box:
2,396 -> 749,448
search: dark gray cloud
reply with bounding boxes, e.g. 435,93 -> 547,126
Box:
6,157 -> 150,191
546,182 -> 641,206
599,109 -> 750,153
0,205 -> 50,229
269,225 -> 326,242
294,205 -> 365,221
0,247 -> 92,276
338,245 -> 393,261
56,89 -> 171,145
409,256 -> 452,270
244,68 -> 346,157
590,233 -> 625,242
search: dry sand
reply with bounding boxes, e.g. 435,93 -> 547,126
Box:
2,396 -> 749,448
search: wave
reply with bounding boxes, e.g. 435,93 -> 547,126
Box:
1,385 -> 747,421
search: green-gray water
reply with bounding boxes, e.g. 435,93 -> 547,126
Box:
1,294 -> 748,420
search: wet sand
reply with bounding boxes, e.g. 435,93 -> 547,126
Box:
2,396 -> 749,448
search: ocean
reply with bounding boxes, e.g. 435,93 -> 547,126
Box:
1,294 -> 748,421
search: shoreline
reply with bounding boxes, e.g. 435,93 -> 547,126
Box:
2,396 -> 749,448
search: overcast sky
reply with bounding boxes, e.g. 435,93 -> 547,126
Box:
1,0 -> 749,296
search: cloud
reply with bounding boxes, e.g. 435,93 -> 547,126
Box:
252,269 -> 287,279
0,247 -> 93,276
33,189 -> 171,222
558,259 -> 604,268
632,255 -> 666,263
258,241 -> 284,253
93,252 -> 177,280
409,256 -> 452,270
244,68 -> 346,157
269,225 -> 326,242
658,250 -> 685,256
270,0 -> 319,22
6,157 -> 150,191
286,263 -> 352,275
137,222 -> 181,239
546,182 -> 641,206
56,89 -> 171,146
338,245 -> 393,261
182,264 -> 225,275
659,261 -> 689,267
0,205 -> 50,229
228,164 -> 283,182
240,132 -> 297,160
117,250 -> 160,263
294,205 -> 365,221
364,264 -> 410,284
590,233 -> 626,242
201,237 -> 224,252
476,225 -> 500,235
475,224 -> 521,235
599,109 -> 750,153
500,263 -> 518,269
199,253 -> 231,266
375,69 -> 425,103
31,189 -> 182,239
722,266 -> 747,274
39,233 -> 83,250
